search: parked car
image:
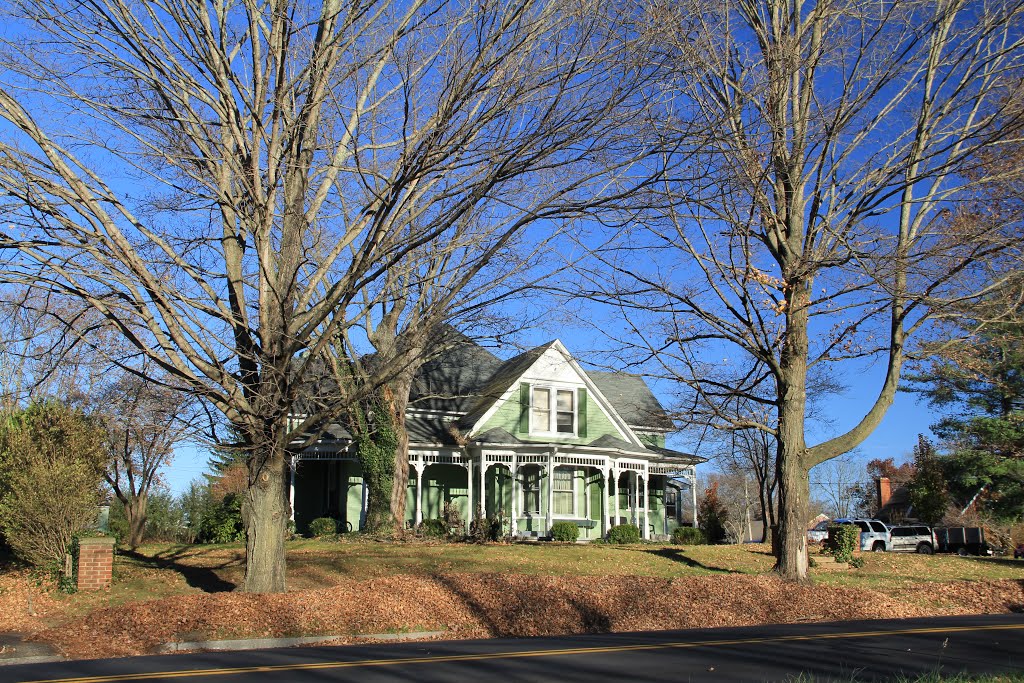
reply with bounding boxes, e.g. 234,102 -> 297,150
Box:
832,518 -> 891,552
807,520 -> 830,543
1014,543 -> 1024,559
887,525 -> 937,554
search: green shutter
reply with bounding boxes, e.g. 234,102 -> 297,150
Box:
519,382 -> 530,434
578,388 -> 587,438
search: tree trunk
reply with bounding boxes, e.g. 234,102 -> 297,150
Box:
388,372 -> 415,530
774,278 -> 812,581
125,494 -> 148,550
241,447 -> 288,593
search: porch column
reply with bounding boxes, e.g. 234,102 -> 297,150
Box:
600,466 -> 609,536
663,477 -> 669,536
546,453 -> 554,535
414,464 -> 425,527
480,453 -> 487,517
691,469 -> 698,528
359,476 -> 367,530
466,459 -> 474,527
288,455 -> 297,522
510,462 -> 519,538
640,473 -> 649,540
631,471 -> 638,526
610,467 -> 619,527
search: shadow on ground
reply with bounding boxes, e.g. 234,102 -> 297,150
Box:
122,548 -> 237,593
631,547 -> 735,573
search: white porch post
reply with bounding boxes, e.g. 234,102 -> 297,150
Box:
480,453 -> 487,517
691,469 -> 699,528
546,453 -> 554,535
663,477 -> 669,536
610,467 -> 619,527
288,455 -> 297,522
466,459 -> 474,527
641,473 -> 649,540
510,459 -> 519,538
631,472 -> 638,527
414,464 -> 425,527
359,476 -> 367,530
601,465 -> 609,536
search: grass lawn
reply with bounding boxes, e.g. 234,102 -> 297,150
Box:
98,537 -> 1024,600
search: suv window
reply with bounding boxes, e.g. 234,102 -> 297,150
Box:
869,521 -> 887,532
892,527 -> 911,536
856,521 -> 870,532
914,526 -> 930,535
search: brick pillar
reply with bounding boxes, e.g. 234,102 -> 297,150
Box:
77,537 -> 115,591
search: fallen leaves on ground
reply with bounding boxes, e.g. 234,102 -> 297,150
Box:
25,573 -> 1024,660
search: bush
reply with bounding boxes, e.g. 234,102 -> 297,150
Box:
197,493 -> 244,544
671,526 -> 707,545
825,523 -> 860,564
469,506 -> 504,543
550,521 -> 579,543
418,518 -> 449,539
0,402 -> 107,569
606,523 -> 641,544
308,517 -> 338,538
849,556 -> 865,569
697,483 -> 729,543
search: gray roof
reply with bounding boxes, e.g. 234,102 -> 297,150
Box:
587,371 -> 675,431
456,342 -> 556,429
408,338 -> 503,413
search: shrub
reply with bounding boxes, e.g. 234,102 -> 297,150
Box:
469,506 -> 504,543
606,523 -> 641,544
550,521 -> 579,543
825,523 -> 860,564
0,402 -> 107,569
671,526 -> 707,545
849,556 -> 865,569
442,500 -> 464,537
419,518 -> 449,539
197,493 -> 244,544
308,517 -> 338,538
697,483 -> 729,543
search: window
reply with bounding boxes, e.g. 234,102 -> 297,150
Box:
869,521 -> 887,533
522,467 -> 541,514
531,386 -> 575,435
553,468 -> 575,516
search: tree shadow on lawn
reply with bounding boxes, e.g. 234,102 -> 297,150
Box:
628,547 -> 736,574
432,573 -> 612,637
121,547 -> 238,593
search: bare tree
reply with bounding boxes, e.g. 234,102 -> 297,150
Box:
810,454 -> 863,519
93,373 -> 194,550
585,0 -> 1024,580
0,0 -> 659,591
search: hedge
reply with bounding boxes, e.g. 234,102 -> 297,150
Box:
550,521 -> 580,543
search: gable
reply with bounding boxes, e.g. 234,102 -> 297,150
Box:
466,343 -> 639,445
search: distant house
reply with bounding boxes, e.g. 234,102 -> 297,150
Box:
290,338 -> 704,540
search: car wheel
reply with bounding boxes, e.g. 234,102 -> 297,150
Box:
916,543 -> 933,555
957,546 -> 969,556
872,541 -> 886,552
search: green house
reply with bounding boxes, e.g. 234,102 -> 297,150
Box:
291,339 -> 703,540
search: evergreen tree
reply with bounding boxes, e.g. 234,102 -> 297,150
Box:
907,436 -> 948,525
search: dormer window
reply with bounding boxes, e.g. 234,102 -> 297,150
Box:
531,386 -> 575,435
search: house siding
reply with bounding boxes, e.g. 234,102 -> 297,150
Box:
478,386 -> 625,445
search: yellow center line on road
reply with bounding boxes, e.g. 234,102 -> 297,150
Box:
23,623 -> 1024,683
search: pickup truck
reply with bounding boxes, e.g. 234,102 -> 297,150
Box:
934,527 -> 993,556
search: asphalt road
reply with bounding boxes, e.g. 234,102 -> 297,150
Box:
4,614 -> 1023,683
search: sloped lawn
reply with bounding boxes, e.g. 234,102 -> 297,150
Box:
1,540 -> 1021,660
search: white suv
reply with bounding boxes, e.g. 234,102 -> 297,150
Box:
832,518 -> 891,552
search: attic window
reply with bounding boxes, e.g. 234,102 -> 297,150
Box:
531,386 -> 575,435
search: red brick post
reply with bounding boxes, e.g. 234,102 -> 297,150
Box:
77,536 -> 115,591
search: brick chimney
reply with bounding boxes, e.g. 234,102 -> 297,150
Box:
877,477 -> 892,510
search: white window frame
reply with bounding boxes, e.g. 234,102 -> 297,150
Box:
529,384 -> 577,437
552,466 -> 577,517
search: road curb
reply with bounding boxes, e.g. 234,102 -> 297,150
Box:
156,631 -> 447,654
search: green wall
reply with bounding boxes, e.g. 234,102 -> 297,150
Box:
478,388 -> 624,446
